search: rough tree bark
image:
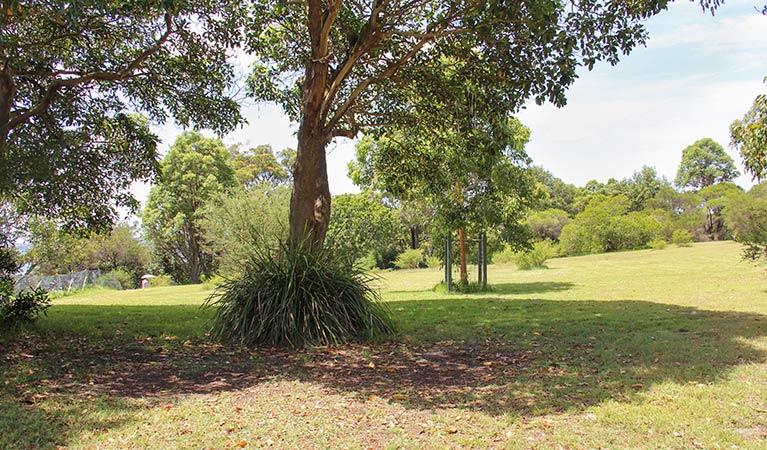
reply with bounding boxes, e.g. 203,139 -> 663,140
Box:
290,126 -> 332,249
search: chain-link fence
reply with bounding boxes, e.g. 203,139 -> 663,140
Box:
15,269 -> 120,292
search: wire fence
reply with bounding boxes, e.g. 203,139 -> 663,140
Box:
15,269 -> 120,292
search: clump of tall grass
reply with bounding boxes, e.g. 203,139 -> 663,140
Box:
205,241 -> 394,348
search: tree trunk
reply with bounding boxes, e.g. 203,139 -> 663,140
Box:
458,227 -> 468,284
0,69 -> 14,146
289,125 -> 331,249
410,226 -> 419,250
187,224 -> 202,284
288,1 -> 334,250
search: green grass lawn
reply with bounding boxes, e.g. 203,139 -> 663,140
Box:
2,241 -> 766,449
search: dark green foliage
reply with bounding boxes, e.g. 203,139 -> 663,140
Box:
529,167 -> 579,215
205,243 -> 394,348
624,166 -> 669,212
698,182 -> 743,240
723,183 -> 767,260
143,132 -> 238,283
571,166 -> 668,214
86,224 -> 150,287
730,87 -> 767,180
559,195 -> 664,256
526,209 -> 570,241
0,288 -> 50,324
0,243 -> 49,324
1,1 -> 245,230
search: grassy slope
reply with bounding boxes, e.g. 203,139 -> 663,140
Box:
1,241 -> 766,449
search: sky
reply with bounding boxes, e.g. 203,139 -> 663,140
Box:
135,0 -> 767,207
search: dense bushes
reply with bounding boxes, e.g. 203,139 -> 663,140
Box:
200,185 -> 290,276
1,288 -> 50,324
559,195 -> 664,255
394,248 -> 425,269
672,229 -> 693,247
526,209 -> 570,241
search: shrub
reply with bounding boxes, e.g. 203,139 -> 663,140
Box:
559,195 -> 665,255
101,269 -> 135,289
647,238 -> 667,250
671,229 -> 694,247
515,241 -> 556,270
0,245 -> 51,325
205,242 -> 394,348
526,208 -> 570,241
148,275 -> 173,288
492,246 -> 516,265
354,252 -> 378,271
202,274 -> 227,290
394,248 -> 425,269
425,255 -> 441,268
0,288 -> 51,324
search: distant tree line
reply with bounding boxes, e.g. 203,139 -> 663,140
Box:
10,130 -> 764,286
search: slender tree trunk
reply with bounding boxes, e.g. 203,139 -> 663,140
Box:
458,227 -> 468,284
188,225 -> 202,284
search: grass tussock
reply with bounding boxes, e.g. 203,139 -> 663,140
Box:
205,242 -> 394,348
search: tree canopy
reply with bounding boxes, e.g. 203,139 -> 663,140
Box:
229,145 -> 296,189
143,131 -> 237,284
675,138 -> 740,190
245,0 -> 711,248
730,85 -> 767,181
0,1 -> 245,230
326,192 -> 404,267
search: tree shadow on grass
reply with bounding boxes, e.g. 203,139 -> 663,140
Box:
490,281 -> 575,295
285,298 -> 767,416
0,298 -> 765,447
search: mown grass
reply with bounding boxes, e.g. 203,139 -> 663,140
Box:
1,241 -> 766,449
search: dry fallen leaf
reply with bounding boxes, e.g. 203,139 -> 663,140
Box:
234,441 -> 248,448
391,393 -> 407,401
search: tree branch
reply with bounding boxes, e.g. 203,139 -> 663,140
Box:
324,26 -> 446,136
1,12 -> 175,138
